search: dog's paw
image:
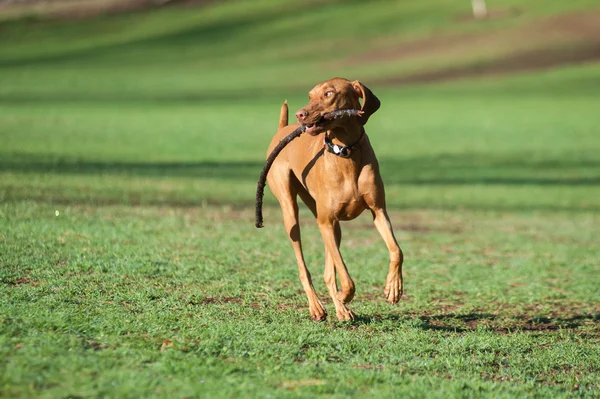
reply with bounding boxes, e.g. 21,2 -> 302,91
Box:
309,302 -> 327,322
336,307 -> 356,321
384,274 -> 403,304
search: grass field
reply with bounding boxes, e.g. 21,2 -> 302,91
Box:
1,0 -> 600,397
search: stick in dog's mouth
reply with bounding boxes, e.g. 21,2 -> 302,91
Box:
255,108 -> 363,228
304,109 -> 364,136
323,109 -> 364,121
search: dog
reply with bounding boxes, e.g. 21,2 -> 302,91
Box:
266,77 -> 403,321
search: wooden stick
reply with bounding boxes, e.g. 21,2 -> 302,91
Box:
323,109 -> 364,120
255,125 -> 305,228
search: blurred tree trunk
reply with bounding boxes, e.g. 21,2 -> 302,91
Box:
472,0 -> 487,19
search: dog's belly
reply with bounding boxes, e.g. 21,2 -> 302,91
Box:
333,197 -> 367,220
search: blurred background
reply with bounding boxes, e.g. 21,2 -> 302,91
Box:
1,0 -> 599,211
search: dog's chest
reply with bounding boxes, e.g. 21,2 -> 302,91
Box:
314,156 -> 367,219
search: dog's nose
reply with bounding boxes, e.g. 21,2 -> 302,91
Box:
295,109 -> 308,122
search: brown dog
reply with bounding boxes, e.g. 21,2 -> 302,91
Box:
266,77 -> 403,321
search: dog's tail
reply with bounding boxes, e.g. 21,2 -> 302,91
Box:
278,100 -> 288,130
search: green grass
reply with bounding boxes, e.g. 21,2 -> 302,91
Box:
1,0 -> 600,397
2,69 -> 600,212
2,203 -> 599,397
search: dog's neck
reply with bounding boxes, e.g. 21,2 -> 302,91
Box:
326,122 -> 363,147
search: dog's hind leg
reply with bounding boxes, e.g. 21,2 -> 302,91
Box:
268,170 -> 326,321
296,186 -> 355,321
323,222 -> 356,321
316,217 -> 356,313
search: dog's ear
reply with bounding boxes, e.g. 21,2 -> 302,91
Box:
352,81 -> 380,125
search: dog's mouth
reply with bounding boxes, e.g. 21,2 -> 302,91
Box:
303,117 -> 328,136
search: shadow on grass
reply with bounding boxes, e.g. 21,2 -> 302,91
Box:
2,153 -> 599,186
354,312 -> 600,334
0,155 -> 264,179
2,153 -> 599,211
378,154 -> 600,187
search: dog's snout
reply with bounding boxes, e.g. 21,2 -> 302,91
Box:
295,109 -> 308,122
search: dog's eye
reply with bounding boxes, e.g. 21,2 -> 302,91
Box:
324,91 -> 335,98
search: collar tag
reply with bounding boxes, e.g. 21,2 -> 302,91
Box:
324,130 -> 364,158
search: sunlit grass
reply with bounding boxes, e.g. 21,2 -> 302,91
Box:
1,0 -> 600,397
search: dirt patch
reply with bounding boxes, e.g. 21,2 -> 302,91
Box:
353,363 -> 384,370
376,43 -> 600,86
4,276 -> 39,287
84,339 -> 107,351
455,7 -> 521,22
345,10 -> 600,65
276,303 -> 304,311
279,379 -> 326,390
345,9 -> 600,85
50,0 -> 161,19
0,0 -> 215,20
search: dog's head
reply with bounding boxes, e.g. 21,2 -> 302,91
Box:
295,78 -> 380,136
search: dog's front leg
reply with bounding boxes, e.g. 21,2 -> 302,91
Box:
371,208 -> 404,303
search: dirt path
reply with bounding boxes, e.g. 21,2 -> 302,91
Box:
347,9 -> 600,85
375,42 -> 600,86
0,0 -> 213,19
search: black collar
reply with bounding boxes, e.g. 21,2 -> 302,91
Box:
323,128 -> 365,158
